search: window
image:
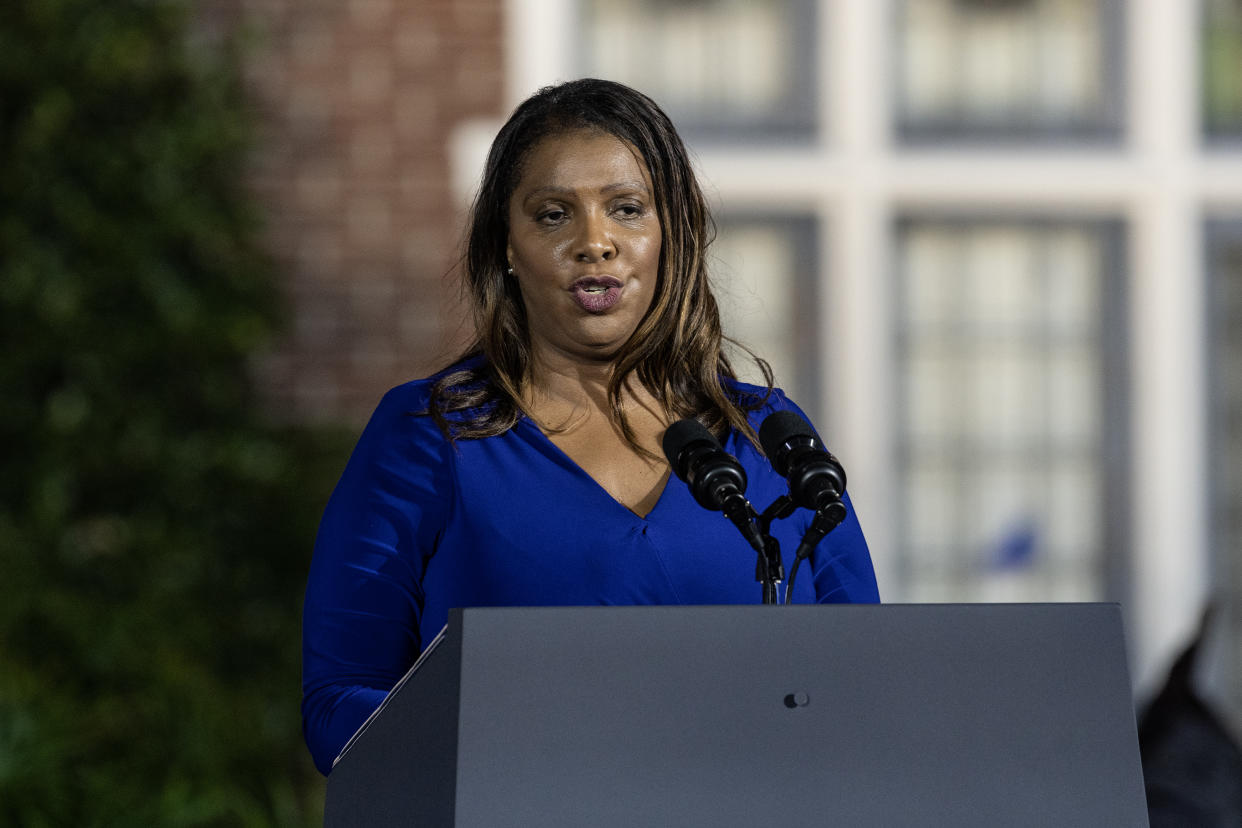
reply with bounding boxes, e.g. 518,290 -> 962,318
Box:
894,216 -> 1128,602
713,214 -> 822,420
894,0 -> 1124,142
575,0 -> 818,143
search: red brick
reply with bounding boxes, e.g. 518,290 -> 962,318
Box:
201,0 -> 505,424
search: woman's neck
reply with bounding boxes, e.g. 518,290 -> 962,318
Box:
522,353 -> 663,429
527,360 -> 611,410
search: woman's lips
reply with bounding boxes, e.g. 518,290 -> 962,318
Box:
570,276 -> 623,313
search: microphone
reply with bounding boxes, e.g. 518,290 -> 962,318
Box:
758,410 -> 847,519
662,419 -> 765,555
759,410 -> 849,603
662,419 -> 747,512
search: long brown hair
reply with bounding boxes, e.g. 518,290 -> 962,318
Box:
428,78 -> 771,450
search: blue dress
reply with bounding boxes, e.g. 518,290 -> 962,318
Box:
301,374 -> 880,774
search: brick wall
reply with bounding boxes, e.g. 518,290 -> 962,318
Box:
202,0 -> 505,425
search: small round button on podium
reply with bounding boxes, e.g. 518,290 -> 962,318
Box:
783,692 -> 810,709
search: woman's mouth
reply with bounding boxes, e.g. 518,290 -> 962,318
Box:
570,277 -> 623,313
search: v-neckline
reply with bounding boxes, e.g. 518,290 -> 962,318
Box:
519,416 -> 674,520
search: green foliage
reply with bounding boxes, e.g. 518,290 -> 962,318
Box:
0,1 -> 348,823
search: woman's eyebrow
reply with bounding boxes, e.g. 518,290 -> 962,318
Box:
523,179 -> 651,199
599,179 -> 650,194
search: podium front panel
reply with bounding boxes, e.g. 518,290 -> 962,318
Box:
327,603 -> 1148,827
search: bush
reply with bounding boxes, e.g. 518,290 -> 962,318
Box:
0,1 -> 347,823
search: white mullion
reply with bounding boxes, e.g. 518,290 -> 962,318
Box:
826,0 -> 897,597
1127,0 -> 1208,694
1198,156 -> 1242,204
700,152 -> 1135,206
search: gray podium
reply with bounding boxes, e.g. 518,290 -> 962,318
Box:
324,604 -> 1149,827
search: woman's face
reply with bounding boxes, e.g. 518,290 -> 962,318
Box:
506,128 -> 662,368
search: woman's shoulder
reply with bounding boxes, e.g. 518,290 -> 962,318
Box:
374,377 -> 436,413
719,376 -> 800,420
352,384 -> 443,465
374,355 -> 487,415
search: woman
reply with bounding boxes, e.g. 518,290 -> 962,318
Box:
301,79 -> 879,775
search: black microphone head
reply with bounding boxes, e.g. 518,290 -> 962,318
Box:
662,419 -> 748,511
759,410 -> 846,510
661,419 -> 716,480
759,410 -> 819,475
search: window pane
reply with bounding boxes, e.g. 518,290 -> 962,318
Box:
1203,0 -> 1242,138
712,215 -> 820,417
1207,220 -> 1242,722
894,0 -> 1123,142
895,217 -> 1125,603
577,0 -> 817,142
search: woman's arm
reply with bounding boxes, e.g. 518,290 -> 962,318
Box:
300,383 -> 452,775
809,491 -> 881,603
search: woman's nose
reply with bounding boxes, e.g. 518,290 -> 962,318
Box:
575,211 -> 615,261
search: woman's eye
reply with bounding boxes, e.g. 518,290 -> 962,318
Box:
538,209 -> 567,224
615,203 -> 643,218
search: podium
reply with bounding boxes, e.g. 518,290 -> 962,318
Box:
324,604 -> 1149,827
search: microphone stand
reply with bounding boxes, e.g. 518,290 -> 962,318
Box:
783,495 -> 848,604
721,490 -> 844,605
710,488 -> 791,605
755,495 -> 796,605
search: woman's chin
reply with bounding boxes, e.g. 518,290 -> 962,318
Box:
534,336 -> 629,367
570,319 -> 640,354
